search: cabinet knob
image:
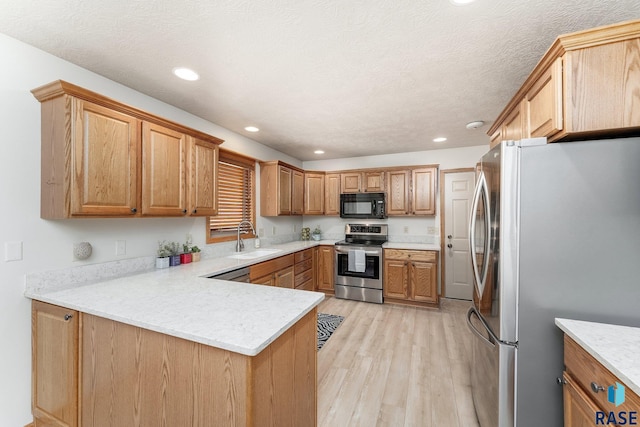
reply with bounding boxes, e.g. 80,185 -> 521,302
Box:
182,209 -> 187,214
64,314 -> 73,321
192,209 -> 197,214
131,208 -> 137,213
591,382 -> 605,393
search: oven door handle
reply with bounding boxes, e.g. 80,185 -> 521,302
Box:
335,248 -> 381,256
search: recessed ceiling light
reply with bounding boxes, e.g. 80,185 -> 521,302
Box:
314,150 -> 325,154
450,0 -> 475,5
433,137 -> 448,143
244,126 -> 259,132
172,67 -> 199,81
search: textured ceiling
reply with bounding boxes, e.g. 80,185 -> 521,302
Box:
2,0 -> 639,160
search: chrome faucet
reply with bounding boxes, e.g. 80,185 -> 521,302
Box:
236,220 -> 256,252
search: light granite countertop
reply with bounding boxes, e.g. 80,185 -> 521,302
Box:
26,240 -> 338,357
383,242 -> 440,251
555,318 -> 640,396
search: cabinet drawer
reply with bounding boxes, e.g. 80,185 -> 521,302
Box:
384,249 -> 436,262
295,269 -> 314,287
564,335 -> 640,414
294,248 -> 313,263
294,258 -> 313,275
249,254 -> 294,280
295,279 -> 314,291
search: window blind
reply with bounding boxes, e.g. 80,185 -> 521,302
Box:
208,150 -> 256,242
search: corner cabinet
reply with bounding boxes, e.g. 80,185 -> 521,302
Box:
488,20 -> 640,148
383,249 -> 438,307
304,172 -> 325,215
32,80 -> 223,219
259,161 -> 304,216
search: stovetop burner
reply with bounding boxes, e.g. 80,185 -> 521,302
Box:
335,223 -> 388,247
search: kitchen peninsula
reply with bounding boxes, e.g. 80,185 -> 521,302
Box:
27,242 -> 327,427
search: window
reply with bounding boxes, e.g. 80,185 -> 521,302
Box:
207,149 -> 256,243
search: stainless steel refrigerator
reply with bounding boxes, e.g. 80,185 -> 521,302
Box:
466,137 -> 640,427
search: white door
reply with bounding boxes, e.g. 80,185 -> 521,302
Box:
443,171 -> 475,300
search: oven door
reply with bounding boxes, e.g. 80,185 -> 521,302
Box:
335,245 -> 382,289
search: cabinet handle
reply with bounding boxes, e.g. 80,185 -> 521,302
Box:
591,382 -> 605,393
131,208 -> 137,213
556,377 -> 567,385
192,209 -> 197,214
64,314 -> 73,321
182,209 -> 187,214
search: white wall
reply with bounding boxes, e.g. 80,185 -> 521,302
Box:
301,145 -> 487,243
0,33 -> 299,426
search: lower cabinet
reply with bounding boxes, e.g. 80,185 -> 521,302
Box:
294,248 -> 315,291
316,245 -> 335,293
249,254 -> 295,288
32,301 -> 79,427
32,301 -> 317,427
562,334 -> 640,426
383,249 -> 438,306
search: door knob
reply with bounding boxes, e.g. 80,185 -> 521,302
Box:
447,243 -> 453,248
448,235 -> 452,239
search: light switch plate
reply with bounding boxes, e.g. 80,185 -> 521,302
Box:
116,240 -> 126,256
4,241 -> 23,262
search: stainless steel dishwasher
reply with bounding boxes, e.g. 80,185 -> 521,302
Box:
207,267 -> 251,283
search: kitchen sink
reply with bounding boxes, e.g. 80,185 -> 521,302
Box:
227,248 -> 283,260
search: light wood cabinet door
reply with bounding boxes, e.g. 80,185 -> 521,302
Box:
341,172 -> 361,193
489,128 -> 503,149
383,259 -> 408,299
363,171 -> 384,192
141,122 -> 187,216
32,301 -> 79,427
325,173 -> 341,215
253,274 -> 275,287
502,100 -> 526,142
291,169 -> 304,215
278,165 -> 292,215
275,266 -> 295,288
411,167 -> 437,215
386,170 -> 411,216
304,172 -> 325,215
316,246 -> 335,292
410,261 -> 437,303
71,100 -> 139,216
188,137 -> 218,216
526,57 -> 563,139
562,372 -> 602,427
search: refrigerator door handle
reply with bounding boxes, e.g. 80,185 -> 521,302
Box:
466,306 -> 497,349
469,172 -> 490,297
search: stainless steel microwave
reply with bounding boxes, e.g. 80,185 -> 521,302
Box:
340,192 -> 386,219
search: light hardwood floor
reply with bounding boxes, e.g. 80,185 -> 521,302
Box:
317,297 -> 480,427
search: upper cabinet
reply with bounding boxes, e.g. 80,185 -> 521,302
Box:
259,161 -> 304,216
340,171 -> 385,193
386,166 -> 437,216
488,20 -> 640,148
304,172 -> 325,215
324,173 -> 341,216
32,80 -> 223,219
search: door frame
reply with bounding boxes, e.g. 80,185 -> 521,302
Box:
439,167 -> 475,299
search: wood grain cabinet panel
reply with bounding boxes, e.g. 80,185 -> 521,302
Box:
188,136 -> 218,216
278,166 -> 292,215
275,266 -> 295,289
386,170 -> 410,216
32,301 -> 79,427
292,169 -> 304,215
340,172 -> 362,193
141,122 -> 187,216
32,80 -> 223,219
383,249 -> 439,307
304,172 -> 325,215
488,20 -> 640,147
259,161 -> 304,216
324,173 -> 341,216
411,167 -> 437,216
316,246 -> 335,292
363,171 -> 384,192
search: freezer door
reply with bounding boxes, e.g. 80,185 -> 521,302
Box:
467,306 -> 516,427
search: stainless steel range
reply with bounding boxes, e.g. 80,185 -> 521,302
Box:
334,224 -> 388,304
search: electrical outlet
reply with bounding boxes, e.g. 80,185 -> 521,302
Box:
404,226 -> 409,234
293,224 -> 297,233
4,241 -> 23,261
272,226 -> 277,235
116,240 -> 126,256
258,228 -> 264,237
427,226 -> 437,235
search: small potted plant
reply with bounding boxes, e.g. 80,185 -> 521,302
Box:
311,226 -> 322,241
168,241 -> 181,267
156,241 -> 171,269
181,233 -> 194,264
191,245 -> 201,262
